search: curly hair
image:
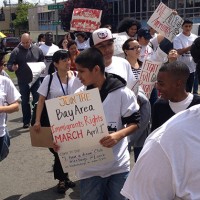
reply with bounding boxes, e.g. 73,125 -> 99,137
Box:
117,18 -> 141,34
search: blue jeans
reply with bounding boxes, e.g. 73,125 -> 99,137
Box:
18,79 -> 40,124
80,172 -> 129,200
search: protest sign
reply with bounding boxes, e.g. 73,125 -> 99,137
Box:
70,8 -> 102,32
27,62 -> 46,87
45,88 -> 114,172
112,32 -> 129,56
139,60 -> 162,99
147,2 -> 183,41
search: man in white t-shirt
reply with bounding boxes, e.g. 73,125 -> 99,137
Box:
121,104 -> 200,200
39,32 -> 59,82
90,28 -> 137,92
173,18 -> 198,92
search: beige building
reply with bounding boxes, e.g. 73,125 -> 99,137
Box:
28,5 -> 66,43
0,6 -> 20,37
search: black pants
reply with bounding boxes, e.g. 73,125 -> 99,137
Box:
49,148 -> 68,181
186,72 -> 195,93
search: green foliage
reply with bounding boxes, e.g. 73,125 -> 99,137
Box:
13,2 -> 34,29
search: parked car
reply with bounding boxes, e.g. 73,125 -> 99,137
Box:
0,37 -> 20,52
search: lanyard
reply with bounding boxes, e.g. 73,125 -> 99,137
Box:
56,72 -> 68,95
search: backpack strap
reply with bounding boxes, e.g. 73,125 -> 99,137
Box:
46,73 -> 53,99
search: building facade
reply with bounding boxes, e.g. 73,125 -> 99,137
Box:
108,0 -> 200,27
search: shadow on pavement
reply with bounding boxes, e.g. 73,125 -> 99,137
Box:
3,185 -> 80,200
9,127 -> 29,139
9,117 -> 22,123
3,195 -> 22,200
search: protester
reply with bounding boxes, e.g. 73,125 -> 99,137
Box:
36,33 -> 45,47
60,39 -> 68,50
58,32 -> 75,49
74,47 -> 140,200
167,48 -> 179,63
117,18 -> 141,39
75,32 -> 90,51
0,51 -> 21,161
33,50 -> 82,194
0,55 -> 9,78
122,38 -> 151,161
7,33 -> 44,128
151,61 -> 200,131
137,27 -> 171,106
39,32 -> 59,82
67,40 -> 80,71
90,28 -> 137,91
173,18 -> 198,92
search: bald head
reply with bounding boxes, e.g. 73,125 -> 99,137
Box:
21,33 -> 32,49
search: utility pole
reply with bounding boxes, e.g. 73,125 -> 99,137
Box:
54,0 -> 58,45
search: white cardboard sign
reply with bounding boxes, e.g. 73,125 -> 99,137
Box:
45,88 -> 114,172
147,2 -> 183,41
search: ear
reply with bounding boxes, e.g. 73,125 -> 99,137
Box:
93,65 -> 100,73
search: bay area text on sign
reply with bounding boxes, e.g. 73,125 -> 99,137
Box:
45,88 -> 113,172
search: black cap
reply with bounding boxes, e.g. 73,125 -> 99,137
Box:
137,28 -> 152,40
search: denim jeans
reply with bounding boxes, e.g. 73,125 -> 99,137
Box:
80,172 -> 129,200
18,79 -> 40,124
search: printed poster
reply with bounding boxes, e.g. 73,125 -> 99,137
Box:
45,88 -> 114,172
70,8 -> 102,32
139,60 -> 162,99
147,2 -> 183,41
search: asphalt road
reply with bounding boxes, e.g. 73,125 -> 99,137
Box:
0,79 -> 80,200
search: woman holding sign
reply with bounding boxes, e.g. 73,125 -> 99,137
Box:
33,50 -> 82,194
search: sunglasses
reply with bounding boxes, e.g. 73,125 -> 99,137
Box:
128,45 -> 142,50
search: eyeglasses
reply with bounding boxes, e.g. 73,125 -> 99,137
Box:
128,45 -> 142,50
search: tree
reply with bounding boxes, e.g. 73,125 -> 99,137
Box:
60,0 -> 112,31
13,2 -> 34,30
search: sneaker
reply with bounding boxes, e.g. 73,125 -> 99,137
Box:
23,123 -> 30,128
65,179 -> 76,188
57,181 -> 66,194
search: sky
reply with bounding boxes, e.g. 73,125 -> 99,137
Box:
0,0 -> 65,7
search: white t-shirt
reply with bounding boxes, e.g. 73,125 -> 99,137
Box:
0,76 -> 21,137
75,86 -> 139,180
105,56 -> 137,92
75,38 -> 90,50
139,36 -> 167,63
173,32 -> 197,73
121,104 -> 200,200
169,93 -> 193,113
39,44 -> 59,77
37,71 -> 82,99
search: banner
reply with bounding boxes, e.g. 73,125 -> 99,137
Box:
45,88 -> 114,172
70,8 -> 102,32
112,32 -> 129,56
147,2 -> 183,41
139,60 -> 162,99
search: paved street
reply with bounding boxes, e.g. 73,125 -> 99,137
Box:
0,79 -> 81,200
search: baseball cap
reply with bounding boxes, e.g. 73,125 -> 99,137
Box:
92,28 -> 115,46
137,28 -> 152,40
